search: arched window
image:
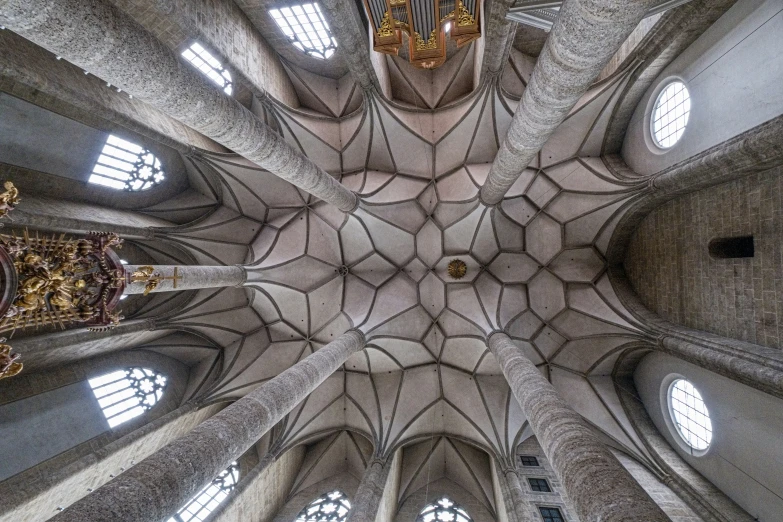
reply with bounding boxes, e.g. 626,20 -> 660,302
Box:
181,42 -> 234,95
417,496 -> 474,522
651,81 -> 690,148
269,3 -> 337,59
89,135 -> 165,191
296,490 -> 351,521
708,235 -> 754,259
167,462 -> 239,522
668,379 -> 713,451
88,367 -> 167,428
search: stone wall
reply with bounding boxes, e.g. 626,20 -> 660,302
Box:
393,478 -> 496,522
625,166 -> 783,349
515,437 -> 580,522
614,452 -> 703,522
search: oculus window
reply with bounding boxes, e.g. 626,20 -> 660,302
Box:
182,42 -> 234,95
89,367 -> 167,428
417,496 -> 473,522
167,462 -> 239,522
651,81 -> 690,148
668,379 -> 712,451
89,135 -> 165,191
296,490 -> 351,521
269,4 -> 337,59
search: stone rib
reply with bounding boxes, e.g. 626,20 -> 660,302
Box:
488,332 -> 669,521
0,0 -> 359,212
480,0 -> 649,205
49,329 -> 366,522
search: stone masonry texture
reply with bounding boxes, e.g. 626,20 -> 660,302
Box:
488,333 -> 670,522
626,167 -> 783,350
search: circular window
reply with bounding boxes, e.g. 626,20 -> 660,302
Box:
651,81 -> 691,148
668,379 -> 712,451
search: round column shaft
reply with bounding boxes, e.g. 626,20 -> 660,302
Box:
345,459 -> 392,522
480,0 -> 649,205
0,0 -> 358,213
488,333 -> 669,521
123,265 -> 245,294
504,470 -> 535,521
51,329 -> 366,522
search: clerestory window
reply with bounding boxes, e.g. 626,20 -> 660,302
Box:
269,3 -> 337,59
296,490 -> 352,521
651,81 -> 690,148
89,135 -> 165,191
182,42 -> 234,95
539,506 -> 565,522
668,378 -> 712,451
167,462 -> 239,522
417,496 -> 473,522
88,367 -> 167,428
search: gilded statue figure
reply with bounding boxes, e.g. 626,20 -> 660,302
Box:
0,343 -> 22,381
0,181 -> 20,221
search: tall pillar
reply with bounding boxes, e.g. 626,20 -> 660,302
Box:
51,329 -> 366,522
345,459 -> 392,522
0,0 -> 359,213
124,265 -> 246,294
503,469 -> 534,522
487,333 -> 669,522
479,0 -> 649,205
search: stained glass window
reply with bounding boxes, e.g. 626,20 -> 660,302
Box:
89,367 -> 167,428
296,490 -> 352,521
668,379 -> 712,451
181,42 -> 233,95
89,135 -> 165,191
269,4 -> 337,59
167,463 -> 239,522
417,496 -> 473,522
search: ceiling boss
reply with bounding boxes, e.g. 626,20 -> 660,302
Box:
365,0 -> 480,69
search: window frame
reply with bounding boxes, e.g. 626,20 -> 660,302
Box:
88,135 -> 166,191
666,377 -> 713,454
538,505 -> 566,522
528,477 -> 552,493
167,462 -> 239,522
520,455 -> 540,467
295,490 -> 352,522
88,367 -> 168,428
650,80 -> 691,149
268,3 -> 338,60
181,42 -> 234,95
416,496 -> 474,522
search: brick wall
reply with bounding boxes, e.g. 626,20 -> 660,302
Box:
625,167 -> 783,349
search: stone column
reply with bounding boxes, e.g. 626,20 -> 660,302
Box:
502,468 -> 535,522
0,0 -> 359,213
50,329 -> 366,522
124,265 -> 246,294
479,0 -> 649,205
345,459 -> 392,522
487,333 -> 669,522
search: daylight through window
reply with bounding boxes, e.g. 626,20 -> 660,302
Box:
167,462 -> 239,522
417,496 -> 473,522
651,81 -> 690,148
296,490 -> 351,521
668,379 -> 713,451
89,135 -> 165,191
182,42 -> 233,95
269,3 -> 337,59
88,367 -> 167,428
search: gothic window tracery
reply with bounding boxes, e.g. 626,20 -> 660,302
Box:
269,3 -> 337,59
89,135 -> 166,191
296,490 -> 352,521
181,42 -> 234,95
417,496 -> 474,522
88,367 -> 167,428
167,462 -> 239,522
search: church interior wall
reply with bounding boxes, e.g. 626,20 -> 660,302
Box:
612,451 -> 702,522
272,472 -> 361,522
515,436 -> 579,522
393,478 -> 496,522
622,0 -> 783,176
635,351 -> 783,521
625,165 -> 783,350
